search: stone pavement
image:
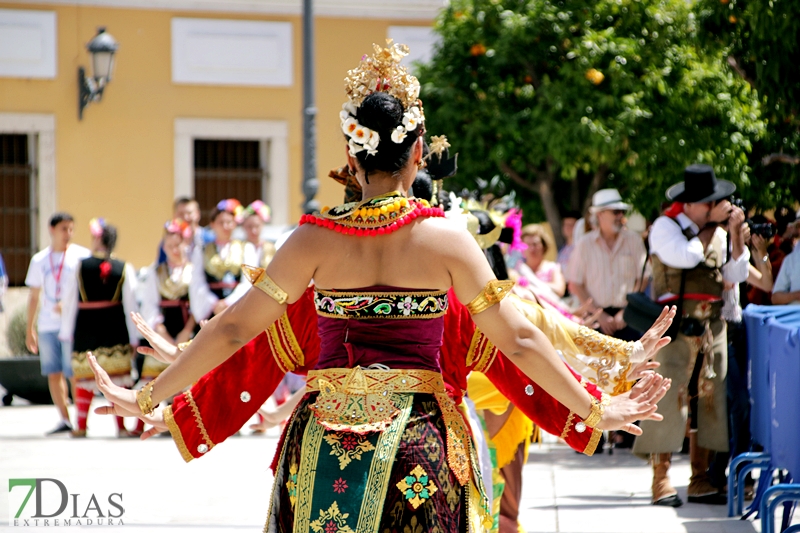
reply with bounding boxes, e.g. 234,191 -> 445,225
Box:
0,396 -> 794,533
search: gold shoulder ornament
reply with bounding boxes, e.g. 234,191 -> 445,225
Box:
466,279 -> 515,315
241,264 -> 288,305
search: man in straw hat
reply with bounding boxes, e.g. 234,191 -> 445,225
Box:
567,188 -> 647,341
633,164 -> 749,506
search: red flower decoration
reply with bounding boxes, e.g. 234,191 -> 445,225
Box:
325,520 -> 338,533
341,435 -> 359,451
333,478 -> 348,494
99,261 -> 112,282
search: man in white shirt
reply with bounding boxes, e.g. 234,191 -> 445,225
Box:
25,213 -> 91,435
633,165 -> 749,507
772,239 -> 800,304
567,189 -> 647,340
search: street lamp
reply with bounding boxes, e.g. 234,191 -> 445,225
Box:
78,27 -> 119,120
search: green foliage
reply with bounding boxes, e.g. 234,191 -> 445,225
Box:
419,0 -> 765,221
696,0 -> 800,209
6,307 -> 34,357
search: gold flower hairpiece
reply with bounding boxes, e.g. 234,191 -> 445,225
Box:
341,40 -> 425,157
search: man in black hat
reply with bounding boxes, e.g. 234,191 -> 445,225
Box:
633,164 -> 749,507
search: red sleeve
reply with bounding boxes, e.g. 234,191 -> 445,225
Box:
444,289 -> 604,455
164,287 -> 320,461
483,351 -> 604,455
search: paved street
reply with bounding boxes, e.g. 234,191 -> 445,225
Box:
0,394 -> 794,532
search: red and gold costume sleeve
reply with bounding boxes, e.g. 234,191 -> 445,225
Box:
443,289 -> 604,455
163,287 -> 319,461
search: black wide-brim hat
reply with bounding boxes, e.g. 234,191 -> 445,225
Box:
665,164 -> 736,203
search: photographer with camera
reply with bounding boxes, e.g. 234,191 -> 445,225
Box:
713,212 -> 774,496
632,165 -> 750,507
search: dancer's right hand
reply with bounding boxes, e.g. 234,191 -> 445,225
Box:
132,312 -> 181,363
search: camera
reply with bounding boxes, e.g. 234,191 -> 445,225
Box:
729,197 -> 776,238
748,221 -> 776,239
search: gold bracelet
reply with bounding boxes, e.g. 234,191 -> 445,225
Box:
466,279 -> 514,315
241,264 -> 288,305
177,341 -> 191,352
583,398 -> 604,428
574,394 -> 609,433
136,380 -> 156,416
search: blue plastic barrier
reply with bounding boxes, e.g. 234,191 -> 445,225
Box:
744,305 -> 800,449
730,306 -> 800,523
761,319 -> 800,532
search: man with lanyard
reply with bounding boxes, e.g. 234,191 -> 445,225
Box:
25,213 -> 90,435
633,165 -> 749,506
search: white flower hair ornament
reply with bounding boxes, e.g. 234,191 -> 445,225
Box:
340,40 -> 426,157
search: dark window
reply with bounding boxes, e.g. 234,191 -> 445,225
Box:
194,140 -> 267,225
0,134 -> 35,286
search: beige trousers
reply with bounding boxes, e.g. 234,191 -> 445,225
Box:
633,319 -> 729,455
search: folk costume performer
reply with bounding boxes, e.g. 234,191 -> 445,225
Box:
88,42 -> 674,532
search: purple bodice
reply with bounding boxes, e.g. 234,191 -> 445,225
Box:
313,286 -> 449,371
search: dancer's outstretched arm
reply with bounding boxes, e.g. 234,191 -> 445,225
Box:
445,225 -> 674,433
88,225 -> 321,416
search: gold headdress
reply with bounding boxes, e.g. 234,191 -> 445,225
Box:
340,40 -> 430,156
344,40 -> 421,109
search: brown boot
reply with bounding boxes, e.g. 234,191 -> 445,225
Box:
687,432 -> 726,504
652,453 -> 683,507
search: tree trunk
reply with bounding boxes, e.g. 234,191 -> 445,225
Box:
570,178 -> 581,212
582,165 -> 609,213
499,160 -> 563,248
536,171 -> 564,249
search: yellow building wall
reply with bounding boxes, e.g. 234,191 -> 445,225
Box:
0,3 -> 431,269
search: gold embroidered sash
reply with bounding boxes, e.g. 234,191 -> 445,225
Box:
306,366 -> 472,486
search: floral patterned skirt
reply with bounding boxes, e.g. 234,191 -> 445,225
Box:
266,393 -> 467,533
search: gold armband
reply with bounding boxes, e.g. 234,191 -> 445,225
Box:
136,380 -> 156,416
466,279 -> 514,315
177,341 -> 191,352
241,264 -> 288,305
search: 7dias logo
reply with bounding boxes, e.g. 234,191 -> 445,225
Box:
8,478 -> 125,527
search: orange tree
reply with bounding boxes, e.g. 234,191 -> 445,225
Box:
696,0 -> 800,208
418,0 -> 765,242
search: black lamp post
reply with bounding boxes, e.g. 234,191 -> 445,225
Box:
78,27 -> 119,120
301,0 -> 319,214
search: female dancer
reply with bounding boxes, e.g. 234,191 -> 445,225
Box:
139,219 -> 196,376
89,42 -> 673,530
189,199 -> 249,322
60,219 -> 138,437
239,200 -> 276,268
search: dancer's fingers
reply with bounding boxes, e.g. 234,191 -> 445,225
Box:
629,373 -> 655,399
88,353 -> 112,391
638,374 -> 665,402
639,378 -> 670,408
141,427 -> 162,441
619,423 -> 643,436
94,404 -> 116,416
